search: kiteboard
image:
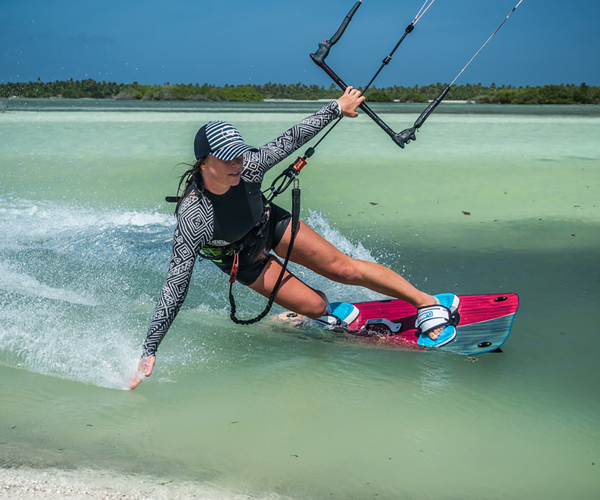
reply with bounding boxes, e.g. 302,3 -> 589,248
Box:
275,293 -> 519,356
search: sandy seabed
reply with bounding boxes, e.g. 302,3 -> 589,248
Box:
0,466 -> 267,500
1,467 -> 142,500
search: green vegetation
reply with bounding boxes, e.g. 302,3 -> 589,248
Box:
1,79 -> 599,104
368,82 -> 600,104
0,79 -> 264,102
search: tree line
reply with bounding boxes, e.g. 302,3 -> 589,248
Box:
1,79 -> 598,104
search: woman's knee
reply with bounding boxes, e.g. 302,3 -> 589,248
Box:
302,291 -> 329,319
273,281 -> 329,319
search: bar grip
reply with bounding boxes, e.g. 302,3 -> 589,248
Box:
414,85 -> 451,129
329,1 -> 362,46
310,1 -> 361,65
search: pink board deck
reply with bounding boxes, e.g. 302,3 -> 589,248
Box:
279,293 -> 519,356
346,293 -> 519,355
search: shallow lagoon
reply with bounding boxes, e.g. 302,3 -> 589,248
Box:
0,100 -> 599,498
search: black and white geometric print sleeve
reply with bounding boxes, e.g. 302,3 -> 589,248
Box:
241,100 -> 342,183
142,195 -> 214,357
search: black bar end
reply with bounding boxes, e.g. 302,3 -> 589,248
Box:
393,128 -> 417,148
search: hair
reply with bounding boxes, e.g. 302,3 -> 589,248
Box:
174,155 -> 207,215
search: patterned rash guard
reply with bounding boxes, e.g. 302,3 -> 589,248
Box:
142,100 -> 342,357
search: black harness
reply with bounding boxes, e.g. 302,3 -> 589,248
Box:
184,176 -> 272,265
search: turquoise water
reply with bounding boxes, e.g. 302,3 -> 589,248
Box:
0,99 -> 599,498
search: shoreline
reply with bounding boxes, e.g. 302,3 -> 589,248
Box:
5,96 -> 473,104
263,98 -> 474,103
3,81 -> 598,105
5,97 -> 598,108
3,96 -> 595,106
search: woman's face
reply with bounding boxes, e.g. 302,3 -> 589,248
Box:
201,154 -> 244,194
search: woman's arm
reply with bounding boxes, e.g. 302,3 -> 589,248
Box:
241,87 -> 364,183
130,195 -> 214,389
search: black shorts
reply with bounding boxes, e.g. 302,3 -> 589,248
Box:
210,203 -> 292,286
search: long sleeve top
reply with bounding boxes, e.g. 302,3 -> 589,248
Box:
142,100 -> 342,357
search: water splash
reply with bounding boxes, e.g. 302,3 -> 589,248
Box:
297,210 -> 387,302
0,261 -> 99,305
0,197 -> 175,270
0,301 -> 140,389
0,198 -> 391,388
0,198 -> 178,388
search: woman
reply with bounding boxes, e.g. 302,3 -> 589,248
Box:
130,87 -> 458,390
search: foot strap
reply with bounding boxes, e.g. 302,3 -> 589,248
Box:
316,302 -> 359,328
416,304 -> 460,336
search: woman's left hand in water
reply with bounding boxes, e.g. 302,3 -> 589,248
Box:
129,356 -> 155,390
337,86 -> 365,118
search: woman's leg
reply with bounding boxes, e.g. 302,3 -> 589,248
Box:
251,220 -> 444,339
274,220 -> 437,310
248,256 -> 329,318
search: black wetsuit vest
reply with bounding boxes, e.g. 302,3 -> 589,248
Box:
186,176 -> 269,258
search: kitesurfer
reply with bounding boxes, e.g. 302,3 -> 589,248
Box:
129,86 -> 458,390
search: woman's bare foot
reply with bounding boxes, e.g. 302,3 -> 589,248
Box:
428,327 -> 444,340
420,294 -> 444,340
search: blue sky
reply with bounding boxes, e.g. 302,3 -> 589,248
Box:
2,0 -> 599,87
